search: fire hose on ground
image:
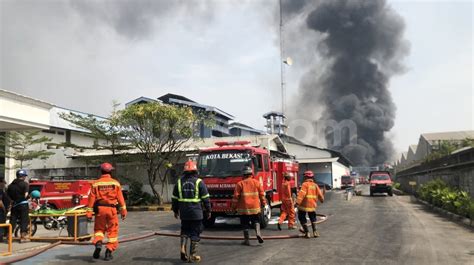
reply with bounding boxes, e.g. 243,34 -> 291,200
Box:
0,214 -> 327,264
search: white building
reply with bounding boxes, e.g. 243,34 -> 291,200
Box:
0,89 -> 104,183
281,135 -> 352,189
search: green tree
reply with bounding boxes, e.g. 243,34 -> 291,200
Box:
0,131 -> 54,169
461,138 -> 474,148
59,102 -> 132,168
117,102 -> 209,204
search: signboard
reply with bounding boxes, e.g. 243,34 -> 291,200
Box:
54,182 -> 71,190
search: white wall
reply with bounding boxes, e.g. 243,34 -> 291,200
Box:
5,129 -> 102,183
331,161 -> 350,189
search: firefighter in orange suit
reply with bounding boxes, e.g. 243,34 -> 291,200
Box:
277,173 -> 296,230
231,166 -> 266,246
86,163 -> 127,261
296,170 -> 324,238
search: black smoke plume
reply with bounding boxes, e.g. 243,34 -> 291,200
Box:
288,0 -> 409,166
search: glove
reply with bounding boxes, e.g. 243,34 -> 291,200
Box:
206,211 -> 211,220
121,208 -> 127,220
174,212 -> 179,219
86,211 -> 93,220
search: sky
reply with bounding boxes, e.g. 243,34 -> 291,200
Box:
0,0 -> 472,161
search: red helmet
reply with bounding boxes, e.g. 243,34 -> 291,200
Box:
303,170 -> 314,178
184,160 -> 197,172
100,162 -> 114,173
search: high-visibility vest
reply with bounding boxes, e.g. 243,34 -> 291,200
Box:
174,178 -> 209,203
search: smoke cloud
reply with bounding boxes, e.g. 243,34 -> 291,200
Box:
286,0 -> 409,166
70,0 -> 215,40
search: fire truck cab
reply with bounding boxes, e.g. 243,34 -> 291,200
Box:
198,140 -> 298,228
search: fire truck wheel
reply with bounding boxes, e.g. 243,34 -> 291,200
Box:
202,216 -> 216,228
259,199 -> 271,229
14,222 -> 37,238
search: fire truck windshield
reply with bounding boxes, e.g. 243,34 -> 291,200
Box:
198,150 -> 252,177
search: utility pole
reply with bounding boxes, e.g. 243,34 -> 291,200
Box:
279,0 -> 285,115
279,0 -> 293,115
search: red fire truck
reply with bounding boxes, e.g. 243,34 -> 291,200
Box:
197,140 -> 299,228
29,179 -> 93,209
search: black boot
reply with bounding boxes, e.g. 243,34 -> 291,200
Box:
311,222 -> 319,238
180,236 -> 189,262
104,249 -> 113,261
189,241 -> 201,263
277,223 -> 282,231
93,241 -> 102,259
301,224 -> 310,238
241,230 -> 250,246
255,223 -> 264,244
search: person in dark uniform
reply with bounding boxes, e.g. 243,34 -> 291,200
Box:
0,178 -> 11,242
172,160 -> 211,263
7,169 -> 30,243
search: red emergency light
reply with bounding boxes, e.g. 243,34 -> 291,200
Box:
215,140 -> 251,147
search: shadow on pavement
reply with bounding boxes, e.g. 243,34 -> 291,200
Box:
132,256 -> 181,264
359,194 -> 390,198
202,241 -> 264,247
55,254 -> 95,263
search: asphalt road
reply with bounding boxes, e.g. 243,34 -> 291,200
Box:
12,185 -> 474,265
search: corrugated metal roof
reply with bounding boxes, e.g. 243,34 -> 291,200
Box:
421,130 -> 474,141
50,107 -> 107,133
401,152 -> 408,159
68,135 -> 287,158
297,157 -> 338,163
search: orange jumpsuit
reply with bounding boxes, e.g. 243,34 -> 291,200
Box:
232,177 -> 266,215
278,179 -> 295,228
87,174 -> 126,252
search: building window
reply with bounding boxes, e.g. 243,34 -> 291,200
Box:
42,129 -> 56,134
57,131 -> 65,135
66,130 -> 71,144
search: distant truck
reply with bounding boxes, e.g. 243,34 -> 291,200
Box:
369,171 -> 393,196
29,179 -> 93,209
198,140 -> 299,228
341,175 -> 355,189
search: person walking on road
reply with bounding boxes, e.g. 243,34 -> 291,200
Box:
7,169 -> 30,243
172,160 -> 211,263
86,162 -> 127,261
231,166 -> 266,246
0,178 -> 11,243
277,173 -> 296,230
296,170 -> 324,238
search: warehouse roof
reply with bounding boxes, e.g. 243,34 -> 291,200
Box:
421,131 -> 474,142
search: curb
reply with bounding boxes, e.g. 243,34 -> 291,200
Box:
128,205 -> 172,212
393,188 -> 406,196
415,197 -> 473,229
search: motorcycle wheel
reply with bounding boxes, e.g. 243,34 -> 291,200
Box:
14,221 -> 38,237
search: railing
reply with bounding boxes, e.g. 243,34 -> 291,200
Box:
0,224 -> 12,256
